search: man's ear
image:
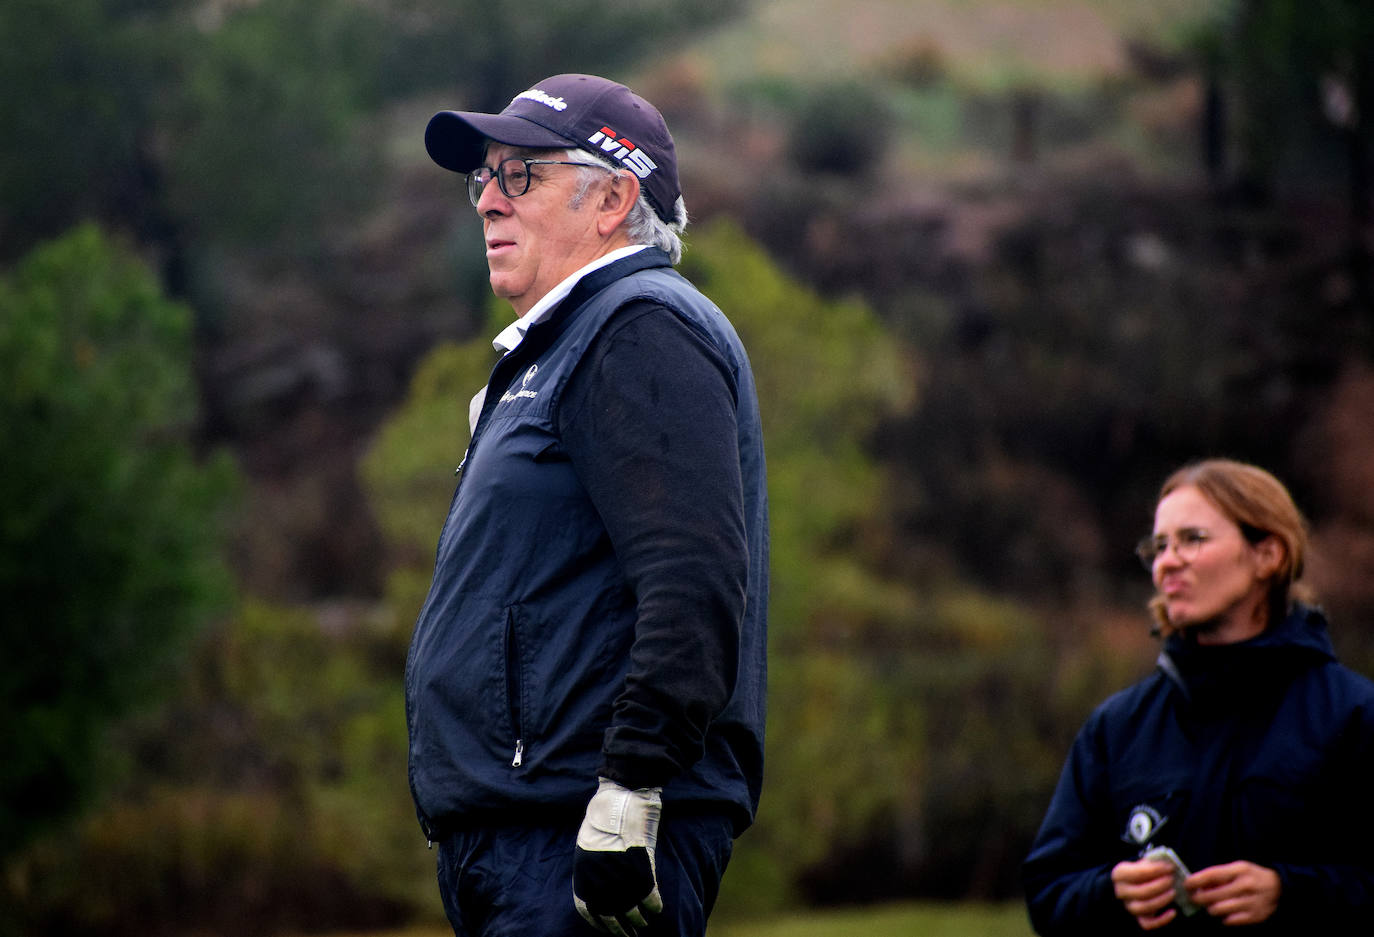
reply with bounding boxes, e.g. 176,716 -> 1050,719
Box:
596,171 -> 640,237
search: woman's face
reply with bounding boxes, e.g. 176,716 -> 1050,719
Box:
1151,485 -> 1279,644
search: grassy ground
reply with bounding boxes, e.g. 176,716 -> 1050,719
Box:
710,902 -> 1034,937
308,902 -> 1034,937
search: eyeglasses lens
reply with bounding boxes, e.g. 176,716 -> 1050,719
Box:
467,159 -> 538,207
1136,532 -> 1207,569
496,160 -> 532,197
465,169 -> 489,207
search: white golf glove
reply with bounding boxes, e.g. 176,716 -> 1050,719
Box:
573,777 -> 663,936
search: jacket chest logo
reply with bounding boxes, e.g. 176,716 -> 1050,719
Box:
1124,804 -> 1166,847
499,364 -> 540,405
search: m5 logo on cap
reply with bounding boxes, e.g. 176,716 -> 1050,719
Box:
588,126 -> 658,180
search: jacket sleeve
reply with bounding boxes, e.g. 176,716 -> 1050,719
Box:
1266,683 -> 1374,929
558,300 -> 748,790
1270,861 -> 1374,929
1023,712 -> 1137,935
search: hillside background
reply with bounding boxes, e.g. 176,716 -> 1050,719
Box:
3,0 -> 1373,933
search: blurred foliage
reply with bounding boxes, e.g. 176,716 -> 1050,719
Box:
0,225 -> 236,860
371,0 -> 749,110
679,221 -> 916,639
362,337 -> 497,558
680,224 -> 1084,908
787,80 -> 896,176
0,0 -> 750,273
0,0 -> 385,271
873,171 -> 1370,607
1,600 -> 425,937
1187,0 -> 1374,204
0,0 -> 178,249
165,0 -> 385,248
359,300 -> 507,637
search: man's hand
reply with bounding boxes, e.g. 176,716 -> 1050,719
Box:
1186,861 -> 1281,926
1112,857 -> 1181,930
573,778 -> 663,936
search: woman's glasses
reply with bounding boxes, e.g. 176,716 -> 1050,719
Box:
1135,528 -> 1212,570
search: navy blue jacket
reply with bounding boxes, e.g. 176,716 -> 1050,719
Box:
405,249 -> 768,841
1024,605 -> 1374,935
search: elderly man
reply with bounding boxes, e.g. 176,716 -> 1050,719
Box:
405,74 -> 769,937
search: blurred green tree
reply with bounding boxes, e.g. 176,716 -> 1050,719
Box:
2,600 -> 425,936
0,0 -> 179,251
164,0 -> 385,246
370,0 -> 748,109
1215,0 -> 1374,310
1190,0 -> 1373,215
680,222 -> 1067,907
0,0 -> 750,278
788,79 -> 895,176
0,225 -> 236,860
0,0 -> 386,275
359,300 -> 507,640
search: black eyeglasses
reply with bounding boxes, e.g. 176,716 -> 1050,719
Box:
466,157 -> 613,207
1135,528 -> 1212,570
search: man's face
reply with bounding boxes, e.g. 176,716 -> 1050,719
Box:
475,145 -> 609,317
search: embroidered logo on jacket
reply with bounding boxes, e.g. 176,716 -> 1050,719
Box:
499,364 -> 540,404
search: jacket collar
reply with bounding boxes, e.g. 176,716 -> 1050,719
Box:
508,247 -> 673,358
1156,603 -> 1335,708
558,246 -> 673,317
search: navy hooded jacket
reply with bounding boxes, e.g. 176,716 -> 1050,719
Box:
1024,604 -> 1374,934
405,248 -> 768,841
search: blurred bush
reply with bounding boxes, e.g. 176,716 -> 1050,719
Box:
1,600 -> 428,937
788,80 -> 896,176
0,225 -> 236,862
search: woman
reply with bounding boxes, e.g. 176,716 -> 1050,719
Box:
1024,459 -> 1374,934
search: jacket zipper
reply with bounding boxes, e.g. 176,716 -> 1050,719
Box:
455,347 -> 520,477
505,610 -> 524,768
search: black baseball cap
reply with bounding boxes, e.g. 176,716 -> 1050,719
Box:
425,74 -> 682,224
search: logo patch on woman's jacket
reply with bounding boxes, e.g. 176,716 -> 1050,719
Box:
1124,804 -> 1166,846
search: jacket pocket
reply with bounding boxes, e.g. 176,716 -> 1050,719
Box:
504,607 -> 525,768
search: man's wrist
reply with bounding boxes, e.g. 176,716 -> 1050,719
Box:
598,753 -> 674,792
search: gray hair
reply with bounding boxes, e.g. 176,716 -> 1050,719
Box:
561,148 -> 687,264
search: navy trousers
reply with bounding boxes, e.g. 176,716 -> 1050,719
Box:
436,811 -> 735,937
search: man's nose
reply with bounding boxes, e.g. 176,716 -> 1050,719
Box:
476,178 -> 510,216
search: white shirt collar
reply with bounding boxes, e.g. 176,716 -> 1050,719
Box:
491,245 -> 649,354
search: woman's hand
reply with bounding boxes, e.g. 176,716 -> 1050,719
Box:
1186,861 -> 1281,926
1112,857 -> 1180,930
